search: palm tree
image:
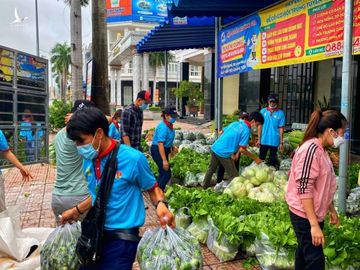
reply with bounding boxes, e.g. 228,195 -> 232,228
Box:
91,0 -> 110,115
50,43 -> 71,101
63,0 -> 89,101
149,51 -> 174,92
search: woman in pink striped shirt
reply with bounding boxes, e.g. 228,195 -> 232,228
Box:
286,110 -> 347,270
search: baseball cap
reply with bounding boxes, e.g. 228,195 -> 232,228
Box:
268,94 -> 279,103
137,90 -> 152,103
163,106 -> 179,118
71,100 -> 96,113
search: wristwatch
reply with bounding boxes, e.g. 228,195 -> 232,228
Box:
155,200 -> 169,209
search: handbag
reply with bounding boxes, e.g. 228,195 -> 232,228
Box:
76,143 -> 120,267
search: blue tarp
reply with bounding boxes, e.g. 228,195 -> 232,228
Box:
137,0 -> 276,52
167,0 -> 276,17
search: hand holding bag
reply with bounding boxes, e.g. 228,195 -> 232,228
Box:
76,143 -> 120,267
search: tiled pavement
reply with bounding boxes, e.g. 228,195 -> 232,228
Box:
3,120 -> 260,269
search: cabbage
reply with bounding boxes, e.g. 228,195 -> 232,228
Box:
250,177 -> 262,186
255,170 -> 268,183
242,168 -> 255,178
230,182 -> 248,198
260,183 -> 278,194
245,183 -> 254,192
223,188 -> 234,198
248,187 -> 276,203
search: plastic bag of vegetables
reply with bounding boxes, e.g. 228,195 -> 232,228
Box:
175,207 -> 192,229
184,172 -> 199,187
40,222 -> 81,270
254,232 -> 295,270
279,159 -> 292,172
206,218 -> 239,262
137,226 -> 203,270
187,219 -> 209,244
346,187 -> 360,214
241,162 -> 275,186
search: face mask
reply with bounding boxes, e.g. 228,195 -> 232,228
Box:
269,103 -> 277,109
331,131 -> 345,148
169,117 -> 176,124
77,133 -> 101,160
140,103 -> 148,110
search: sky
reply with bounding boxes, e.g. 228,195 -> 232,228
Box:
0,0 -> 92,59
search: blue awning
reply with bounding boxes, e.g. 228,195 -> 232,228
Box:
137,17 -> 216,53
167,0 -> 276,17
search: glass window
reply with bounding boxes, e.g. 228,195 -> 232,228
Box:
190,65 -> 200,77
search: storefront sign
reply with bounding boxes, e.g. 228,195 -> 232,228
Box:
218,0 -> 360,77
106,0 -> 167,23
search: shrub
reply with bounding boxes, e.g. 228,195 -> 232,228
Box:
49,100 -> 72,130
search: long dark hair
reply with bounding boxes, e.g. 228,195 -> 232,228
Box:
301,109 -> 347,145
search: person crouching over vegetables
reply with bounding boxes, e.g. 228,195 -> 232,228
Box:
203,111 -> 264,188
286,109 -> 347,270
151,106 -> 179,191
108,109 -> 122,140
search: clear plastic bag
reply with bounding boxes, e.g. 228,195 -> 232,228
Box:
206,218 -> 238,262
213,180 -> 230,193
187,219 -> 209,244
184,172 -> 198,187
40,222 -> 81,270
137,226 -> 203,270
254,232 -> 294,270
175,207 -> 192,229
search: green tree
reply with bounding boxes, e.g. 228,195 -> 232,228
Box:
149,51 -> 174,92
50,43 -> 71,101
65,0 -> 89,101
91,0 -> 110,115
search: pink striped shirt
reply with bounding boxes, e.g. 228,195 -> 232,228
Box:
286,138 -> 337,222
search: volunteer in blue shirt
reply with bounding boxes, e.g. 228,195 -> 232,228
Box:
0,130 -> 33,212
151,106 -> 178,191
258,94 -> 286,167
108,109 -> 122,140
60,107 -> 175,270
203,112 -> 264,188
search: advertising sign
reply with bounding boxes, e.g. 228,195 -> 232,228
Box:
86,59 -> 93,100
106,0 -> 167,23
218,0 -> 360,77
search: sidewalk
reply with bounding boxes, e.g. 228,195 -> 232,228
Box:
3,120 -> 257,269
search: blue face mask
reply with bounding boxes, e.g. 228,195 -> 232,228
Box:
77,133 -> 101,160
169,117 -> 176,124
140,103 -> 148,110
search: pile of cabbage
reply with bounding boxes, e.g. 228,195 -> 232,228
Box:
173,131 -> 213,155
224,163 -> 288,203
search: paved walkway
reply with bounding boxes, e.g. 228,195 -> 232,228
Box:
2,120 -> 258,269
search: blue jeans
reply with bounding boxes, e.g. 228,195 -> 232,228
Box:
150,145 -> 171,191
290,211 -> 325,270
79,238 -> 138,270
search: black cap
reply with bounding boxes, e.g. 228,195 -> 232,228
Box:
268,94 -> 279,103
163,106 -> 179,118
71,100 -> 96,113
136,90 -> 152,103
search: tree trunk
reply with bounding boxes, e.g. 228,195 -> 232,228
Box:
70,0 -> 83,101
91,0 -> 110,115
60,72 -> 66,101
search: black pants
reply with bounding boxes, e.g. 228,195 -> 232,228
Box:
290,211 -> 325,270
259,144 -> 278,167
217,158 -> 240,183
150,145 -> 171,191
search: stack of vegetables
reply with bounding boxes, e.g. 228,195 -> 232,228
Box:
224,163 -> 288,203
166,186 -> 360,269
173,131 -> 213,155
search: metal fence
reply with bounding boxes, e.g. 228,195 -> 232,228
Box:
0,45 -> 49,167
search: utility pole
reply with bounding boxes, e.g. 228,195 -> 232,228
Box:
35,0 -> 40,56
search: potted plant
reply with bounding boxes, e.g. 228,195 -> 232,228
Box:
172,81 -> 203,116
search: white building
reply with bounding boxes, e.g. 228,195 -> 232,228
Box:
107,21 -> 204,107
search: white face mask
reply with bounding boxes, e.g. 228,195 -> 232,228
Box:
331,130 -> 345,148
269,103 -> 277,109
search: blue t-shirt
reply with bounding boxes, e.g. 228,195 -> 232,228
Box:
19,122 -> 43,141
0,130 -> 9,174
211,120 -> 250,158
82,144 -> 156,230
152,121 -> 175,148
260,108 -> 286,147
108,122 -> 121,140
0,130 -> 9,152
